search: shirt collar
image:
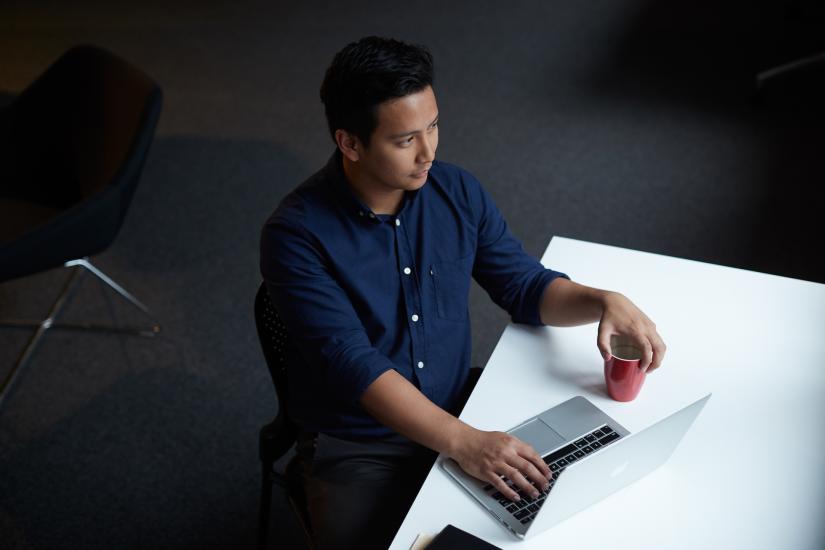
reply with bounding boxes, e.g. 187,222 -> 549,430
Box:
324,149 -> 416,223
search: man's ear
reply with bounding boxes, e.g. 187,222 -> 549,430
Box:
335,129 -> 362,162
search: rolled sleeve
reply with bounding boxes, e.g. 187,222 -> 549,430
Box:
261,215 -> 396,404
468,174 -> 569,325
319,331 -> 398,399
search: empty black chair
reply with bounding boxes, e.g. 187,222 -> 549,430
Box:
254,282 -> 311,549
0,45 -> 163,405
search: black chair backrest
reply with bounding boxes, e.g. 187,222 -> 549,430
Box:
10,44 -> 162,205
254,283 -> 293,419
0,45 -> 162,282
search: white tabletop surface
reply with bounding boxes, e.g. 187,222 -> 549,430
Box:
390,236 -> 825,550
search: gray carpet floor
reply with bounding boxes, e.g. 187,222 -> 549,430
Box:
1,1 -> 823,549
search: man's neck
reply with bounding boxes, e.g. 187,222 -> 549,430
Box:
342,158 -> 404,215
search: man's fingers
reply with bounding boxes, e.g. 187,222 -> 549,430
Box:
512,438 -> 551,481
597,328 -> 613,361
520,445 -> 551,480
504,465 -> 537,500
480,435 -> 551,502
515,456 -> 550,492
490,474 -> 520,502
640,338 -> 654,371
648,333 -> 667,373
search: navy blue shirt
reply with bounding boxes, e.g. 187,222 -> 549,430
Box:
260,151 -> 567,439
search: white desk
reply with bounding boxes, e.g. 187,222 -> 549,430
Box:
390,237 -> 825,549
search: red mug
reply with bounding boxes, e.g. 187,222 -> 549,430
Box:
604,335 -> 646,402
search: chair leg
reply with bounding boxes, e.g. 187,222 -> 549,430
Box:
65,258 -> 154,317
66,258 -> 161,334
0,318 -> 159,337
756,50 -> 825,89
258,461 -> 274,550
285,458 -> 314,550
0,258 -> 161,407
0,263 -> 85,408
0,258 -> 161,336
287,495 -> 314,550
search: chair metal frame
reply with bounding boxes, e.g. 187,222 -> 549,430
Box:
0,257 -> 160,407
756,50 -> 825,88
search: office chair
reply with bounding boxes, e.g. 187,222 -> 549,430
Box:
0,45 -> 163,406
254,282 -> 312,550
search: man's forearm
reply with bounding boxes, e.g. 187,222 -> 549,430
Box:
360,368 -> 553,500
359,368 -> 468,456
540,277 -> 609,326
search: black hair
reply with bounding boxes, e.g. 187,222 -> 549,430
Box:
320,36 -> 434,148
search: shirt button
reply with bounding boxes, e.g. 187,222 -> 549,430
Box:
358,211 -> 364,217
403,267 -> 411,275
395,219 -> 401,227
417,361 -> 424,369
411,314 -> 419,322
369,213 -> 375,219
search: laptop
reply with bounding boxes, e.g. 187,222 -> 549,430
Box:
441,393 -> 711,539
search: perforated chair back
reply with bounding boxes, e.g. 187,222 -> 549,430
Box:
254,282 -> 298,462
254,282 -> 311,549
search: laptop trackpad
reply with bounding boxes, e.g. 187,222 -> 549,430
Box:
539,395 -> 613,440
510,419 -> 566,456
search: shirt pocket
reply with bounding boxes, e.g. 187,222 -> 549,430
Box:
431,255 -> 473,322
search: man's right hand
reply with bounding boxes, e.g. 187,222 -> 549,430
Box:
450,426 -> 551,502
359,369 -> 551,502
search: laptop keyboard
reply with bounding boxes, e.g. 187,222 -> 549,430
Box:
482,424 -> 622,526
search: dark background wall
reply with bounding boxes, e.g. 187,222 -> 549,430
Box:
1,1 -> 823,549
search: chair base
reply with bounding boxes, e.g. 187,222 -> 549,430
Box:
0,258 -> 160,408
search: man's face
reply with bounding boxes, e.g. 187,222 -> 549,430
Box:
355,85 -> 439,193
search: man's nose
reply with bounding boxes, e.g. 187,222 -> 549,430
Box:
417,134 -> 435,163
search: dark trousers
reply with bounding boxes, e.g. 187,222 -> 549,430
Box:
289,367 -> 482,550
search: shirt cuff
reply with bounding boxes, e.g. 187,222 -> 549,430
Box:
519,268 -> 570,326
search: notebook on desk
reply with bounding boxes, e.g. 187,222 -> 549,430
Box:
441,394 -> 710,539
424,524 -> 502,549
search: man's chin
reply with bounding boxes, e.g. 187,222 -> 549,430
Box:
405,178 -> 428,191
407,170 -> 429,185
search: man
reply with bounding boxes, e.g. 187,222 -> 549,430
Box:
260,36 -> 665,549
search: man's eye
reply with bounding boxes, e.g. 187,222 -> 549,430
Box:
399,137 -> 414,146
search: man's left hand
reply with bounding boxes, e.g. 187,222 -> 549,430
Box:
597,292 -> 666,373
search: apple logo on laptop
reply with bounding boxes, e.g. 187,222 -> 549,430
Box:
611,461 -> 630,478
